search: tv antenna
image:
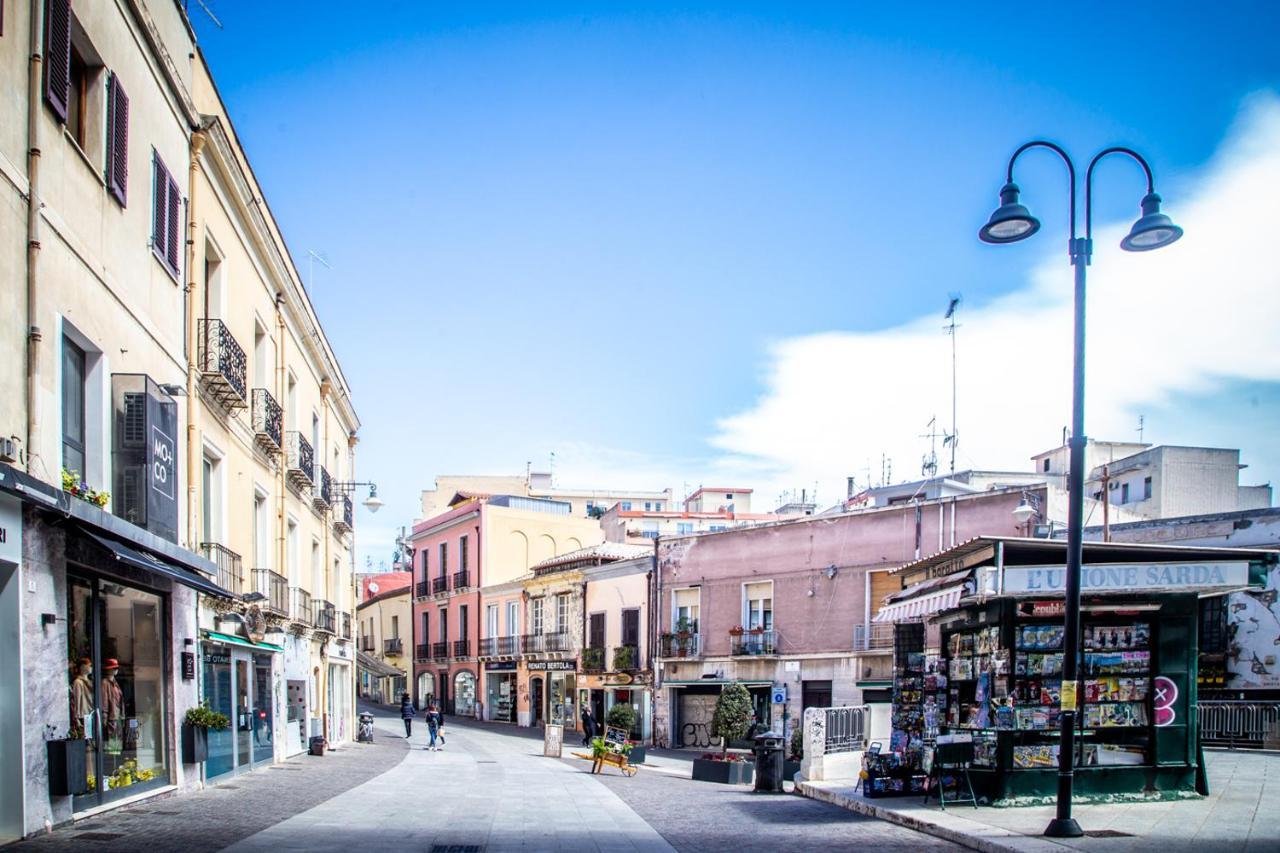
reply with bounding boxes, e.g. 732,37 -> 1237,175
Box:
920,416 -> 942,478
307,250 -> 331,292
944,295 -> 962,473
186,0 -> 223,28
1137,414 -> 1146,443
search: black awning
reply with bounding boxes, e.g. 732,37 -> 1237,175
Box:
82,529 -> 234,598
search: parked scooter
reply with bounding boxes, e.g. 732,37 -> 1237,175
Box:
357,711 -> 375,743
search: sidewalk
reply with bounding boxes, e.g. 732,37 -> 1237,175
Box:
798,749 -> 1279,853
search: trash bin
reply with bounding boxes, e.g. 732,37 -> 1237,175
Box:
753,731 -> 785,793
309,735 -> 326,756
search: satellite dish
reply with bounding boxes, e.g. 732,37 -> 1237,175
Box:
368,582 -> 379,594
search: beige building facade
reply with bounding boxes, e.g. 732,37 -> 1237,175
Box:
357,584 -> 411,704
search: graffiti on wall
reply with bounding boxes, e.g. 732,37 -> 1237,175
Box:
1227,565 -> 1280,689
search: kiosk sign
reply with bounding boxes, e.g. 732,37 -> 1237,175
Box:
1003,562 -> 1249,594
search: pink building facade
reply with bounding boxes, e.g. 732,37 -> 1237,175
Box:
653,486 -> 1042,749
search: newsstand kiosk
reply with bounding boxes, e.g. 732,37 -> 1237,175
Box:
883,537 -> 1276,803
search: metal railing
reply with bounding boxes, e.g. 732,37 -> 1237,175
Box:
522,632 -> 570,654
660,633 -> 700,657
824,706 -> 869,754
250,388 -> 282,452
341,612 -> 352,640
478,637 -> 497,657
415,643 -> 432,662
312,599 -> 336,634
498,635 -> 520,656
360,635 -> 374,652
313,466 -> 332,511
285,432 -> 314,489
452,570 -> 470,590
414,580 -> 430,599
333,494 -> 353,535
853,622 -> 895,651
731,629 -> 777,656
384,638 -> 404,655
431,641 -> 449,659
453,639 -> 471,658
1198,701 -> 1280,749
582,646 -> 606,673
251,568 -> 288,615
289,587 -> 312,625
200,542 -> 243,595
197,319 -> 247,410
612,643 -> 639,672
432,576 -> 448,595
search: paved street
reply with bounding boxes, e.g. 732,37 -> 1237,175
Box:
9,705 -> 957,852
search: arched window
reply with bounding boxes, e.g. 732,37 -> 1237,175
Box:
416,672 -> 435,710
454,671 -> 477,717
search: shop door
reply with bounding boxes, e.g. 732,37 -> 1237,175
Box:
801,680 -> 833,713
205,649 -> 272,778
531,677 -> 544,724
252,654 -> 274,763
437,670 -> 450,715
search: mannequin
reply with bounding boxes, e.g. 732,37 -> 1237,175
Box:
102,659 -> 124,751
70,658 -> 94,738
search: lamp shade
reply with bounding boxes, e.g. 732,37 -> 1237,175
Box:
1120,192 -> 1183,252
979,182 -> 1040,244
1011,497 -> 1036,524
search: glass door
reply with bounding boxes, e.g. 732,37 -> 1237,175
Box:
203,647 -> 234,778
252,654 -> 274,763
234,656 -> 251,769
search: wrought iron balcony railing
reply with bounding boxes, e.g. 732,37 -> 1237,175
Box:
285,432 -> 314,490
660,633 -> 701,658
521,632 -> 571,655
333,494 -> 353,536
199,542 -> 242,595
478,637 -> 496,657
313,466 -> 332,512
360,635 -> 374,652
582,646 -> 606,673
731,629 -> 777,656
251,568 -> 288,615
853,622 -> 895,651
313,599 -> 336,635
431,641 -> 449,659
453,639 -> 471,658
452,570 -> 470,591
432,576 -> 448,595
612,643 -> 640,672
415,643 -> 432,662
384,638 -> 404,656
197,319 -> 248,412
289,587 -> 313,625
414,580 -> 430,599
251,388 -> 282,454
481,636 -> 521,657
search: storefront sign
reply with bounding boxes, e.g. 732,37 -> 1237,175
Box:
486,660 -> 517,671
528,660 -> 576,671
1017,600 -> 1066,618
1003,562 -> 1249,594
182,651 -> 196,680
204,647 -> 231,665
605,672 -> 634,685
1154,676 -> 1178,727
146,393 -> 179,543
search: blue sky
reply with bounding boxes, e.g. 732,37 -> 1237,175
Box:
191,2 -> 1280,567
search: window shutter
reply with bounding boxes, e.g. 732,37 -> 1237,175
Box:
166,176 -> 180,273
43,0 -> 72,123
152,154 -> 167,260
106,73 -> 129,206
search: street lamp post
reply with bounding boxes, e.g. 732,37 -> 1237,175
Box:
979,142 -> 1182,838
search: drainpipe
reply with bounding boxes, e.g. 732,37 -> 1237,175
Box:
184,132 -> 206,547
320,379 -> 331,740
25,0 -> 45,474
275,295 -> 286,588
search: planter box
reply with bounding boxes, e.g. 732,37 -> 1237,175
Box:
47,738 -> 88,796
692,757 -> 754,785
628,746 -> 647,764
182,724 -> 209,764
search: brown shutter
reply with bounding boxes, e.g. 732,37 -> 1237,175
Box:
166,175 -> 180,273
106,73 -> 128,206
44,0 -> 72,123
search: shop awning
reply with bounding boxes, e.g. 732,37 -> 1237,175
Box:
662,680 -> 773,687
203,630 -> 284,653
357,650 -> 404,678
873,578 -> 969,623
84,529 -> 234,599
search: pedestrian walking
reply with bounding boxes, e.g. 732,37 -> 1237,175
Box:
400,693 -> 416,738
581,707 -> 597,746
426,704 -> 445,750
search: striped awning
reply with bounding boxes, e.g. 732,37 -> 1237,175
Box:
873,581 -> 967,623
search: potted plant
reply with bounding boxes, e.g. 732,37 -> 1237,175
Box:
611,645 -> 636,672
62,468 -> 109,508
692,682 -> 754,784
605,703 -> 644,763
675,616 -> 693,639
583,646 -> 605,672
729,624 -> 745,636
183,702 -> 229,763
785,726 -> 803,781
46,733 -> 89,796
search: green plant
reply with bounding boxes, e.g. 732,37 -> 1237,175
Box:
583,646 -> 604,671
61,468 -> 109,508
184,703 -> 230,731
675,616 -> 694,635
590,736 -> 609,758
611,644 -> 636,671
790,726 -> 803,760
711,682 -> 753,758
606,702 -> 637,733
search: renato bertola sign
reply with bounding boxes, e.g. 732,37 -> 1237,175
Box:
1002,562 -> 1250,594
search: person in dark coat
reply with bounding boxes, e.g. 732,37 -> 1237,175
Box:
581,707 -> 597,745
400,693 -> 416,737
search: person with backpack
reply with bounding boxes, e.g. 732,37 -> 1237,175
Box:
426,704 -> 445,751
399,693 -> 416,738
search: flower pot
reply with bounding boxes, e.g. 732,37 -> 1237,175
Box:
692,757 -> 754,785
47,738 -> 89,796
628,746 -> 647,764
182,723 -> 209,764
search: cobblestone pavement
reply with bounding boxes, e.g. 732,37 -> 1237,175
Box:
9,705 -> 409,853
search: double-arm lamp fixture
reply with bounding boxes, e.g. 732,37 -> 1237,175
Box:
979,141 -> 1182,839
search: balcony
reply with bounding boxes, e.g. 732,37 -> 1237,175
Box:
612,643 -> 640,672
522,632 -> 571,655
333,494 -> 353,536
360,635 -> 374,652
251,388 -> 282,455
431,641 -> 449,660
451,570 -> 471,591
251,568 -> 288,616
731,629 -> 777,656
453,639 -> 471,658
853,622 -> 895,652
197,319 -> 248,413
199,542 -> 243,595
415,643 -> 432,662
341,612 -> 352,640
582,646 -> 606,673
312,466 -> 332,513
285,432 -> 314,491
431,576 -> 448,596
313,599 -> 336,635
384,638 -> 404,656
480,636 -> 520,658
289,587 -> 313,625
414,580 -> 430,600
660,633 -> 701,658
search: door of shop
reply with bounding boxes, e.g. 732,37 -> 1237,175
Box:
203,647 -> 274,779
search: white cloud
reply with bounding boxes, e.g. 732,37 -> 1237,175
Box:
710,92 -> 1280,504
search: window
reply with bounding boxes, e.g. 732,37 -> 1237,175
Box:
744,581 -> 773,631
725,493 -> 733,500
486,604 -> 499,639
438,542 -> 448,577
1143,476 -> 1153,500
620,501 -> 632,511
421,613 -> 429,646
310,413 -> 319,479
1121,483 -> 1130,504
506,600 -> 519,636
61,335 -> 86,476
391,615 -> 399,640
151,153 -> 181,277
253,321 -> 269,388
310,540 -> 321,597
1043,458 -> 1051,472
709,525 -> 726,533
532,597 -> 544,635
644,502 -> 652,511
622,609 -> 640,647
676,522 -> 693,535
555,593 -> 570,633
459,535 -> 468,571
200,451 -> 221,543
438,608 -> 448,642
43,0 -> 73,122
286,519 -> 298,584
673,589 -> 700,632
105,72 -> 128,205
253,489 -> 269,568
654,502 -> 663,511
588,613 -> 605,649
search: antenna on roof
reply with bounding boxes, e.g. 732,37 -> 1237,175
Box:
921,416 -> 941,477
944,294 -> 961,473
187,0 -> 223,28
307,250 -> 331,292
1137,414 -> 1145,443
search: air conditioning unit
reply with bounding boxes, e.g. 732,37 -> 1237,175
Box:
0,436 -> 17,464
112,375 -> 179,544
